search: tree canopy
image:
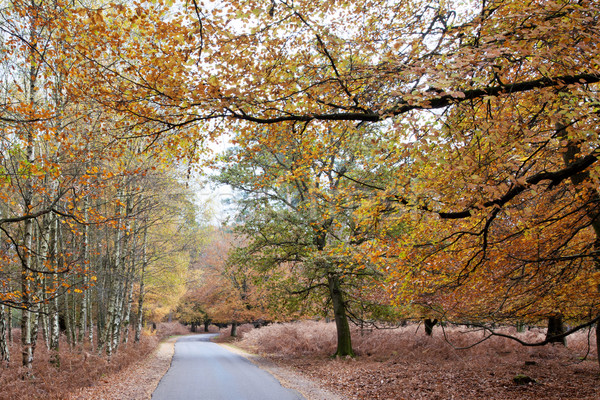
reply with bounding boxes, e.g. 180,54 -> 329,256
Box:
1,0 -> 600,369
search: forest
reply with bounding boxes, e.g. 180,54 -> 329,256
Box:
0,0 -> 599,398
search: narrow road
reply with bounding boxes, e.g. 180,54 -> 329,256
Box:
151,334 -> 305,400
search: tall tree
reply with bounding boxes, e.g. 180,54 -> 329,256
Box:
217,124 -> 396,356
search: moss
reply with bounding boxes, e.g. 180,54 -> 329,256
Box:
513,374 -> 536,385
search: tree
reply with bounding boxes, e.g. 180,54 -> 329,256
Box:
36,0 -> 600,362
0,0 -> 207,368
191,0 -> 600,346
216,124 -> 399,356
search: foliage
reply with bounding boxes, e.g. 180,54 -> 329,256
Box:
184,0 -> 600,331
2,0 -> 600,373
179,227 -> 272,326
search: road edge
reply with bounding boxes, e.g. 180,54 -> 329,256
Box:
145,336 -> 180,399
218,343 -> 342,400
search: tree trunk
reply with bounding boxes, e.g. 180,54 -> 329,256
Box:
88,290 -> 94,349
20,0 -> 40,370
327,273 -> 354,357
122,218 -> 137,345
38,214 -> 53,352
49,289 -> 60,367
21,218 -> 34,370
516,321 -> 525,333
135,225 -> 148,343
104,204 -> 123,357
96,253 -> 109,352
40,281 -> 50,351
424,318 -> 438,336
78,206 -> 90,345
31,300 -> 41,355
64,291 -> 74,348
204,319 -> 210,332
21,308 -> 33,370
110,235 -> 127,353
230,321 -> 238,337
0,304 -> 9,364
49,218 -> 60,367
121,276 -> 135,345
7,305 -> 12,343
545,315 -> 566,345
87,209 -> 95,350
20,140 -> 35,370
104,262 -> 118,358
109,191 -> 134,353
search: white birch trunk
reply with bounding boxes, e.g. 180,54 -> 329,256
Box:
38,214 -> 52,351
110,191 -> 133,353
49,218 -> 60,366
122,219 -> 137,344
78,202 -> 90,344
104,193 -> 123,357
20,0 -> 39,370
7,304 -> 11,343
134,226 -> 148,343
21,215 -> 34,369
121,281 -> 134,345
0,304 -> 9,364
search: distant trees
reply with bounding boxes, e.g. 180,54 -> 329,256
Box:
179,227 -> 271,336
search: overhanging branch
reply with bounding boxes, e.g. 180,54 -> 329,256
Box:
228,73 -> 600,124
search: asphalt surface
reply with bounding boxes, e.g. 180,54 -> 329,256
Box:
151,334 -> 305,400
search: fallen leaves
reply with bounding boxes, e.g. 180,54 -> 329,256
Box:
237,321 -> 600,400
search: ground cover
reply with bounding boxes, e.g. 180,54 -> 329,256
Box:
0,322 -> 189,400
234,320 -> 600,400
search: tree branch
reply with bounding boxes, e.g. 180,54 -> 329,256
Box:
228,73 -> 600,124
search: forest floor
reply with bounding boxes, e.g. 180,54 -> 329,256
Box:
6,320 -> 598,399
0,322 -> 190,400
69,336 -> 176,400
232,321 -> 600,400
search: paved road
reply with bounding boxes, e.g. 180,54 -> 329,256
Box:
151,334 -> 305,400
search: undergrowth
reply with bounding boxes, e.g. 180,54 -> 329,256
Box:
0,322 -> 189,400
237,320 -> 597,363
235,322 -> 600,400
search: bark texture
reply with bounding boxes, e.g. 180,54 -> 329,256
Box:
327,273 -> 354,357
